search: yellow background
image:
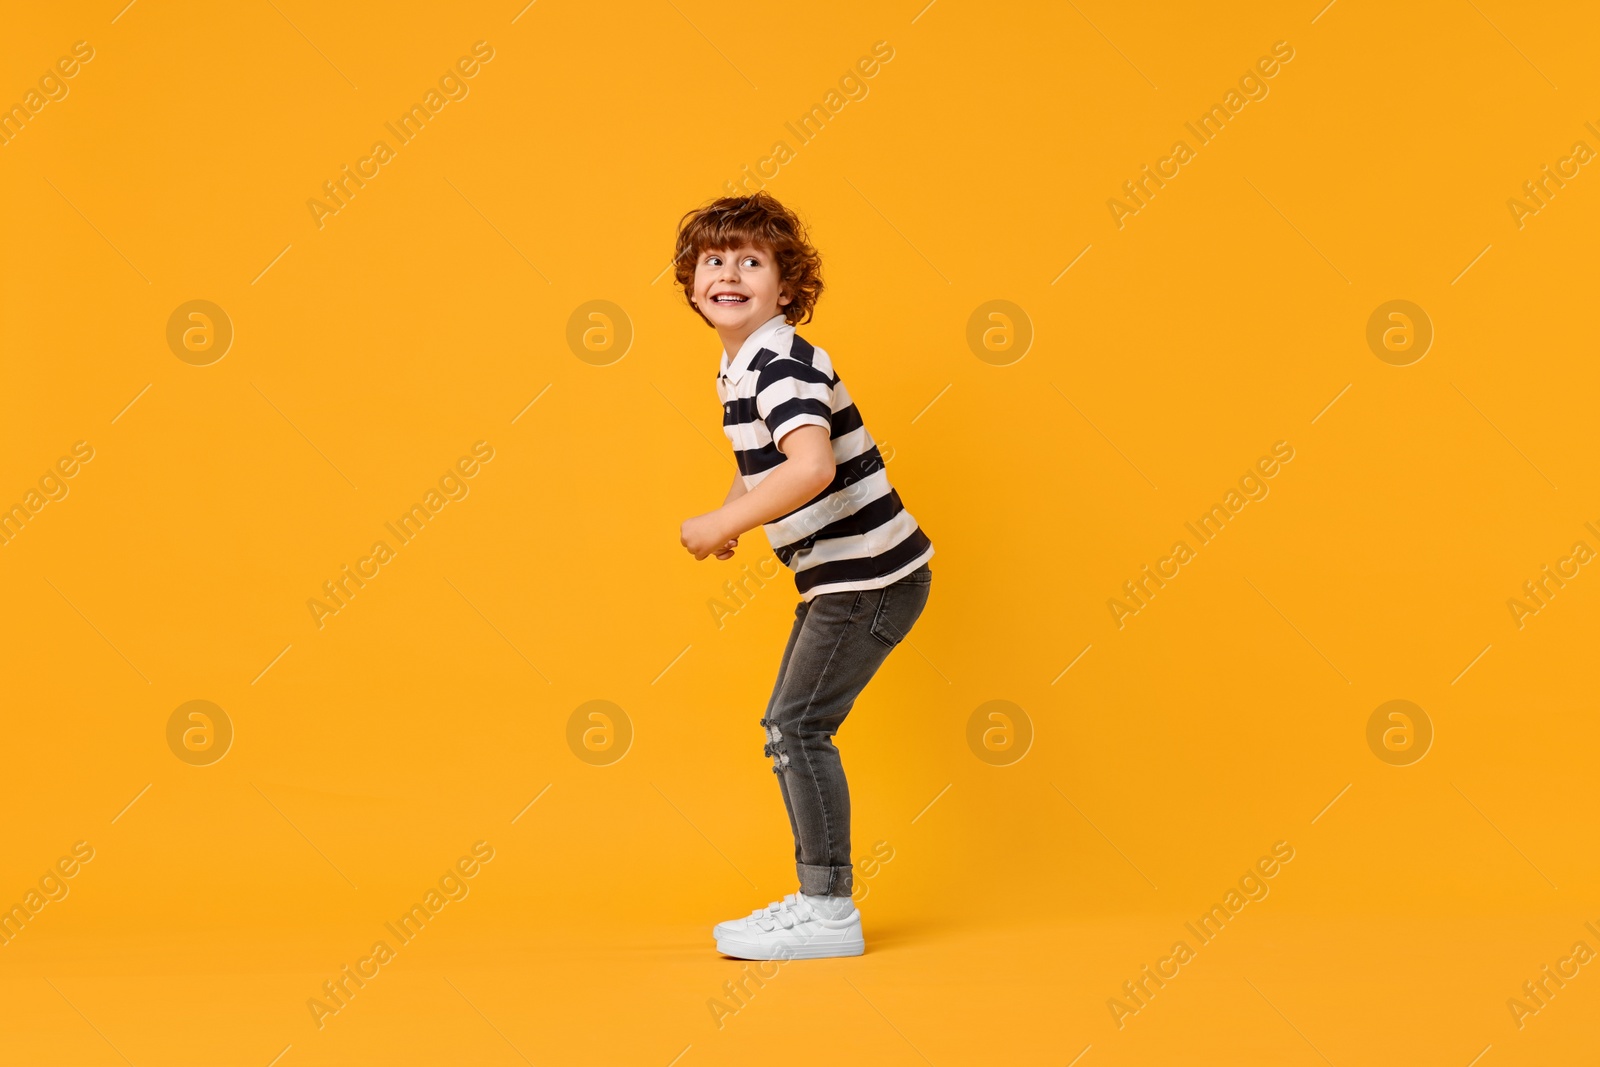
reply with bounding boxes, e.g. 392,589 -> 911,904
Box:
2,0 -> 1597,1063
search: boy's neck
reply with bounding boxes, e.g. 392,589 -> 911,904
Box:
718,314 -> 784,361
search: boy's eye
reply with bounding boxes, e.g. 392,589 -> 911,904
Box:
741,257 -> 759,267
705,256 -> 722,266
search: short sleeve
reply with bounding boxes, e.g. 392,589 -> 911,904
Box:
755,359 -> 833,447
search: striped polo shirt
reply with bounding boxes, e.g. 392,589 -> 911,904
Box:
716,315 -> 933,600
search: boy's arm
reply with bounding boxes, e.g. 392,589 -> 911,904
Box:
681,426 -> 834,559
708,474 -> 747,559
720,425 -> 834,533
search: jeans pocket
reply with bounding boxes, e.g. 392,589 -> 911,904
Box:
869,573 -> 931,648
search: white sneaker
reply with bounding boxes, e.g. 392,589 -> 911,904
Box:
714,894 -> 799,940
713,894 -> 864,960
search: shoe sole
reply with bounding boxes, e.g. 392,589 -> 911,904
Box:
715,936 -> 865,960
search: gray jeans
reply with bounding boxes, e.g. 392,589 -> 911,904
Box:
760,563 -> 932,896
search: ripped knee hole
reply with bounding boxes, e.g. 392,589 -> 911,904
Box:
759,717 -> 790,772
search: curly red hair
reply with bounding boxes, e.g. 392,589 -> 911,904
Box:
673,192 -> 824,328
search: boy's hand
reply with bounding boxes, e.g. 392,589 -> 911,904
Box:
681,511 -> 739,560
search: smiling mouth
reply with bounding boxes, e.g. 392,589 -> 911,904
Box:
710,293 -> 749,305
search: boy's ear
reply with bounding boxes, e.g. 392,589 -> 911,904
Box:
778,290 -> 792,306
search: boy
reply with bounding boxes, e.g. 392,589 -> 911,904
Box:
675,193 -> 934,960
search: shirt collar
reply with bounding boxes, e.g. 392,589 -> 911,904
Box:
719,315 -> 791,383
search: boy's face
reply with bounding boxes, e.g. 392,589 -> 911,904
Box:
692,244 -> 791,340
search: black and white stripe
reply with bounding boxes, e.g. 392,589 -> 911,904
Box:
716,316 -> 933,599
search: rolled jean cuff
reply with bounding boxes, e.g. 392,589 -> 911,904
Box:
798,862 -> 852,897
